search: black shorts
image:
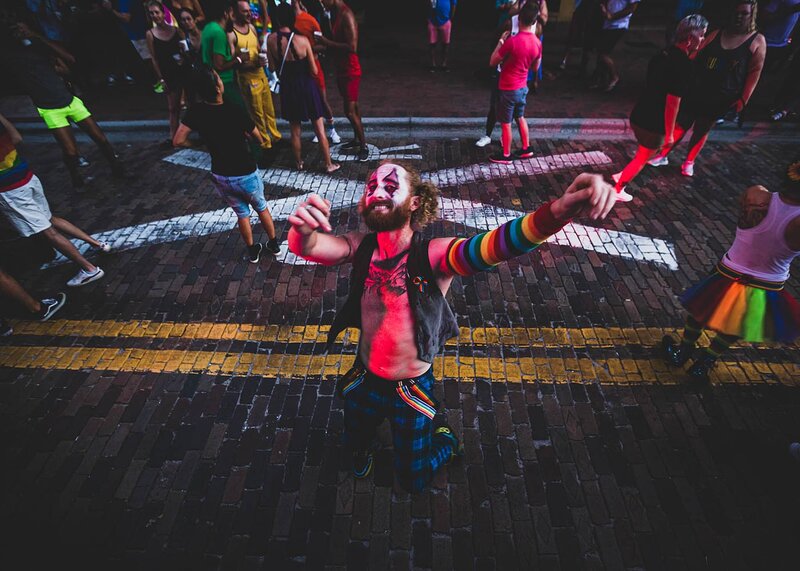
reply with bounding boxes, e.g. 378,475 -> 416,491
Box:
597,29 -> 626,55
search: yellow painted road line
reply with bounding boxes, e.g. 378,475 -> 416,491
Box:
0,346 -> 796,386
9,319 -> 799,350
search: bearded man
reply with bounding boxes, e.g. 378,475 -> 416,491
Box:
288,163 -> 617,492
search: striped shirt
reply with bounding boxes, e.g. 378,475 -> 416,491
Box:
0,128 -> 33,193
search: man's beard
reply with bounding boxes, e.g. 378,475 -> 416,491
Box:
361,197 -> 412,232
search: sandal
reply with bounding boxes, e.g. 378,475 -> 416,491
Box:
296,161 -> 305,171
325,163 -> 341,174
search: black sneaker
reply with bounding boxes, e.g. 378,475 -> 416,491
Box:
514,146 -> 535,159
434,425 -> 464,464
661,335 -> 692,367
266,239 -> 280,255
357,146 -> 370,162
489,152 -> 513,164
353,449 -> 374,479
37,293 -> 67,322
0,318 -> 12,337
248,243 -> 263,263
687,354 -> 717,384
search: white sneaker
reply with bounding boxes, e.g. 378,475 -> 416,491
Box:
612,172 -> 622,183
312,135 -> 319,143
681,161 -> 694,177
475,135 -> 491,148
98,242 -> 112,253
648,156 -> 669,167
328,127 -> 341,144
616,188 -> 634,202
67,267 -> 105,287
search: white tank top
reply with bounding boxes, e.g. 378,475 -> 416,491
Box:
723,192 -> 800,281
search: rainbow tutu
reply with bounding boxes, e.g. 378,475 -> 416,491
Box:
680,264 -> 800,343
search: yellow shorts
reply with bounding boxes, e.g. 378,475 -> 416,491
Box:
36,96 -> 92,129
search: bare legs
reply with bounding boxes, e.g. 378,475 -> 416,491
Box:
650,118 -> 714,167
290,120 -> 340,173
517,116 -> 530,150
51,217 -> 102,249
501,122 -> 513,157
500,117 -> 530,157
51,117 -> 122,187
40,226 -> 97,273
344,100 -> 366,149
235,209 -> 277,247
598,53 -> 618,89
236,216 -> 255,247
290,122 -> 304,170
311,118 -> 339,173
0,269 -> 40,313
616,145 -> 657,190
166,91 -> 182,139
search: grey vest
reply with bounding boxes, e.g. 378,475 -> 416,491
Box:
326,232 -> 460,363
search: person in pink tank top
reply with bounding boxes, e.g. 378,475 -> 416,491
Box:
662,159 -> 800,383
487,1 -> 542,164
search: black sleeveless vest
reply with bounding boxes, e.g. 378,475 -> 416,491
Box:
325,232 -> 460,363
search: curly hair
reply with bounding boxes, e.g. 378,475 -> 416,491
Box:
377,160 -> 440,230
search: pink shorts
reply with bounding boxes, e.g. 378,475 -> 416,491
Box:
427,20 -> 452,44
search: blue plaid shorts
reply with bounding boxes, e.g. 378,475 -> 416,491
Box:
341,365 -> 454,492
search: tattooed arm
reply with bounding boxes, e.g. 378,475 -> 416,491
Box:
737,185 -> 771,229
429,173 -> 617,277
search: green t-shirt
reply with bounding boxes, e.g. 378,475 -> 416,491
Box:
201,21 -> 234,83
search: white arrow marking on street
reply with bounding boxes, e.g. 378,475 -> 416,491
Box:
47,149 -> 677,270
329,142 -> 423,162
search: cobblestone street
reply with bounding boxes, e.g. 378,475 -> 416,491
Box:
1,130 -> 799,569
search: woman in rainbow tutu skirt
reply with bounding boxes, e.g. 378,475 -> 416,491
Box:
662,159 -> 800,382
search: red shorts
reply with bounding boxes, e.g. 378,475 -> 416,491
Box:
313,57 -> 326,92
337,73 -> 361,103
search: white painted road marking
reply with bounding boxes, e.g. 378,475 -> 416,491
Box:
47,149 -> 678,270
329,143 -> 423,162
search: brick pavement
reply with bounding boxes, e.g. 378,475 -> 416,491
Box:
1,134 -> 799,568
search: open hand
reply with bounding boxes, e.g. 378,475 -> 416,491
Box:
552,173 -> 617,221
288,194 -> 333,236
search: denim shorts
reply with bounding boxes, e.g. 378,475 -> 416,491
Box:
496,86 -> 528,124
211,170 -> 267,219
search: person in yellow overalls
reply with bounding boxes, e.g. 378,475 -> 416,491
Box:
229,0 -> 281,150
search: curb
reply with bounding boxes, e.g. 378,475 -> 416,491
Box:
11,116 -> 796,135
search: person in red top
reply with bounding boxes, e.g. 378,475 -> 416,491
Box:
317,0 -> 368,161
292,0 -> 340,144
488,1 -> 542,164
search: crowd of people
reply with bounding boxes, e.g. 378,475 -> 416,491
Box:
1,1 -> 800,490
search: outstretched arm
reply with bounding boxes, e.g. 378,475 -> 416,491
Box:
288,194 -> 363,265
430,173 -> 617,277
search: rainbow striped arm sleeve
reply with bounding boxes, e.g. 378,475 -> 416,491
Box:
445,200 -> 568,276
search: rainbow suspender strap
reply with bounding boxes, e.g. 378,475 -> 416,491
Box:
396,380 -> 438,419
445,201 -> 568,276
